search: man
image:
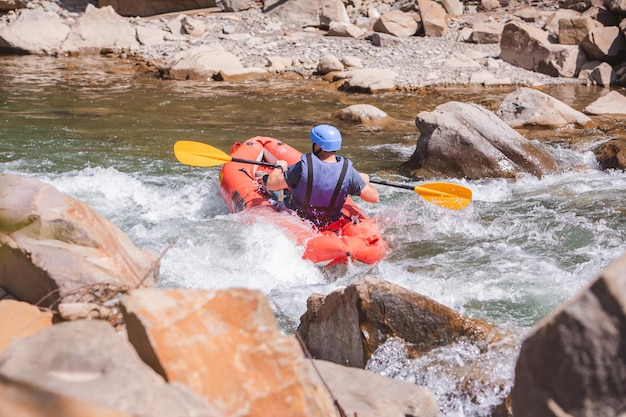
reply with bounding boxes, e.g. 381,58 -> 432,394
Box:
266,124 -> 379,228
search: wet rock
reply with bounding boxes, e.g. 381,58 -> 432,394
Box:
332,104 -> 390,124
592,138 -> 626,170
297,277 -> 501,368
406,101 -> 558,179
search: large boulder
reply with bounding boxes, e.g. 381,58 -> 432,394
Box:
498,87 -> 593,127
263,0 -> 349,29
512,251 -> 626,416
405,101 -> 558,179
297,277 -> 500,368
500,21 -> 587,77
0,174 -> 159,307
161,44 -> 245,81
0,320 -> 218,417
120,288 -> 342,417
0,9 -> 70,55
62,4 -> 139,54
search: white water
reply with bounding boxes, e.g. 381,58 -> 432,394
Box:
3,55 -> 626,416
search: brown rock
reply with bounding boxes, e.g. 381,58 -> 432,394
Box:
297,277 -> 500,368
0,300 -> 53,355
121,288 -> 341,417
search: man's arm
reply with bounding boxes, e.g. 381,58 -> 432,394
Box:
266,160 -> 288,191
358,173 -> 379,203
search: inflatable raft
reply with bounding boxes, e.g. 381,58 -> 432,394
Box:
218,136 -> 387,267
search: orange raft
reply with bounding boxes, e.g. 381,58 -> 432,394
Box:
218,136 -> 387,267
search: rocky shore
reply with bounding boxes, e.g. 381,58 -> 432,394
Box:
1,0 -> 624,91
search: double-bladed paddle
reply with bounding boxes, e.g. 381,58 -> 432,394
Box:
173,140 -> 472,210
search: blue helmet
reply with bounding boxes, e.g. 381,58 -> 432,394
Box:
310,124 -> 342,151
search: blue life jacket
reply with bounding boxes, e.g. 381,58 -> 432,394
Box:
287,153 -> 351,227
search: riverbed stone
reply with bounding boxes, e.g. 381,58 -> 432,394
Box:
0,8 -> 70,54
0,300 -> 53,355
592,138 -> 626,170
98,0 -> 218,17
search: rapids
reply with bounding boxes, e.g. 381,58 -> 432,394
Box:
2,55 -> 625,416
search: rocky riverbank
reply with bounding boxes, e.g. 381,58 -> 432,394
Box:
2,0 -> 624,91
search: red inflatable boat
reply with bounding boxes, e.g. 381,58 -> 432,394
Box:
218,136 -> 387,267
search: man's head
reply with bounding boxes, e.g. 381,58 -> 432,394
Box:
310,124 -> 342,152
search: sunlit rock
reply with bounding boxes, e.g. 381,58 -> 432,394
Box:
0,9 -> 70,55
62,5 -> 139,55
0,300 -> 53,355
298,277 -> 501,368
0,320 -> 217,417
500,21 -> 587,77
332,104 -> 390,124
372,10 -> 419,38
338,68 -> 398,93
162,44 -> 244,81
512,251 -> 626,416
406,101 -> 558,179
418,0 -> 449,37
313,359 -> 439,417
0,174 -> 159,307
120,288 -> 342,417
498,87 -> 593,127
583,90 -> 626,114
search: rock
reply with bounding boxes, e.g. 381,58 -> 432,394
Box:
500,21 -> 587,77
592,138 -> 626,170
98,0 -> 218,17
338,68 -> 398,93
406,101 -> 559,179
62,4 -> 140,55
578,60 -> 617,86
0,174 -> 159,307
297,277 -> 500,368
313,359 -> 439,417
0,374 -> 133,417
372,10 -> 418,37
498,87 -> 593,127
418,0 -> 449,37
162,44 -> 244,80
263,0 -> 350,29
120,288 -> 341,417
0,9 -> 70,54
0,320 -> 218,417
0,300 -> 53,355
511,252 -> 626,417
332,104 -> 389,124
580,25 -> 626,61
583,90 -> 626,114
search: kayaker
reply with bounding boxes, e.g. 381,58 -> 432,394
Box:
266,124 -> 379,228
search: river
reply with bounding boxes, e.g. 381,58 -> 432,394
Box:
2,55 -> 626,416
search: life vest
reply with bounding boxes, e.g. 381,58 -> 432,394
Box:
287,153 -> 352,227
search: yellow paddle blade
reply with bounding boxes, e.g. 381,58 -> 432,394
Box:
174,140 -> 233,167
414,182 -> 472,210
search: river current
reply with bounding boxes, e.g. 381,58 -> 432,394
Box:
2,55 -> 626,416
